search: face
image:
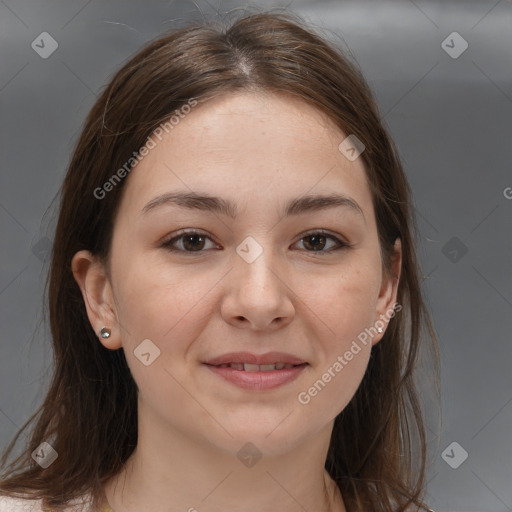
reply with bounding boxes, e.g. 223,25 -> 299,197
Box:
73,91 -> 401,456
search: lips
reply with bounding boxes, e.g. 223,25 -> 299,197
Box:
203,351 -> 307,367
202,352 -> 309,390
215,362 -> 298,371
204,360 -> 307,390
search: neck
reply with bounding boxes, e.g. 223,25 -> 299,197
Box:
103,400 -> 346,512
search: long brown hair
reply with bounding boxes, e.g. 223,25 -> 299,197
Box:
0,9 -> 439,511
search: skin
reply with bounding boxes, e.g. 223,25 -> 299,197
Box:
72,91 -> 401,512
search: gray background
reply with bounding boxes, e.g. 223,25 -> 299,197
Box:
1,0 -> 511,510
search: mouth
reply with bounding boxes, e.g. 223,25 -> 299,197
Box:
202,353 -> 309,390
207,362 -> 306,371
203,351 -> 307,367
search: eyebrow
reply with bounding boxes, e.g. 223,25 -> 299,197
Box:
140,191 -> 365,222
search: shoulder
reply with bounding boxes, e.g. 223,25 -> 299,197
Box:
0,493 -> 97,512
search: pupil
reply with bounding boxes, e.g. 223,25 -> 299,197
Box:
306,235 -> 325,251
184,234 -> 204,251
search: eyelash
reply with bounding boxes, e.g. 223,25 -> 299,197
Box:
160,229 -> 352,255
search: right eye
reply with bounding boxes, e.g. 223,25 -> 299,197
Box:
161,230 -> 219,253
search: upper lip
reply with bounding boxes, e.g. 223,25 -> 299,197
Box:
203,352 -> 307,366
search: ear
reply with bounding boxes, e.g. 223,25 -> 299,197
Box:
71,250 -> 122,350
371,238 -> 402,346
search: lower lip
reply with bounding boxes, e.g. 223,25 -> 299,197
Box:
203,363 -> 308,390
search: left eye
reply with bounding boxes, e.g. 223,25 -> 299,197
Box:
295,232 -> 349,252
161,230 -> 349,253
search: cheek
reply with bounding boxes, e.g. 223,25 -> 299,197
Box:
297,258 -> 379,415
114,251 -> 208,323
111,261 -> 217,406
297,345 -> 371,426
112,255 -> 219,361
294,277 -> 375,426
317,257 -> 381,343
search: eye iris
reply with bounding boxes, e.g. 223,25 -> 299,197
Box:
304,234 -> 326,251
183,234 -> 205,251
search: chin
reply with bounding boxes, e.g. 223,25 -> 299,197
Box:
213,418 -> 312,454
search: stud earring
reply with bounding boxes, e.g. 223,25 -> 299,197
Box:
377,327 -> 383,333
99,327 -> 111,339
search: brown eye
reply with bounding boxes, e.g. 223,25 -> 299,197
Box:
301,234 -> 329,251
162,231 -> 217,253
294,231 -> 350,253
161,230 -> 350,255
180,234 -> 207,251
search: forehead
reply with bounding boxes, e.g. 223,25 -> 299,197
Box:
116,91 -> 373,221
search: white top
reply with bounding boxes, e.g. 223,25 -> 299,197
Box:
0,495 -> 43,512
0,494 -> 109,512
0,493 -> 438,512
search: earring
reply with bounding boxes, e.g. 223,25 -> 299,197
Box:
99,327 -> 111,339
377,327 -> 383,333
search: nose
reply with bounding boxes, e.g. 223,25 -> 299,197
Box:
220,247 -> 295,331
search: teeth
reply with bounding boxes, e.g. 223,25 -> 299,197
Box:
217,362 -> 298,371
244,363 -> 261,372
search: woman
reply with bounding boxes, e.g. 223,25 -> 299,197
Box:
0,10 -> 439,512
